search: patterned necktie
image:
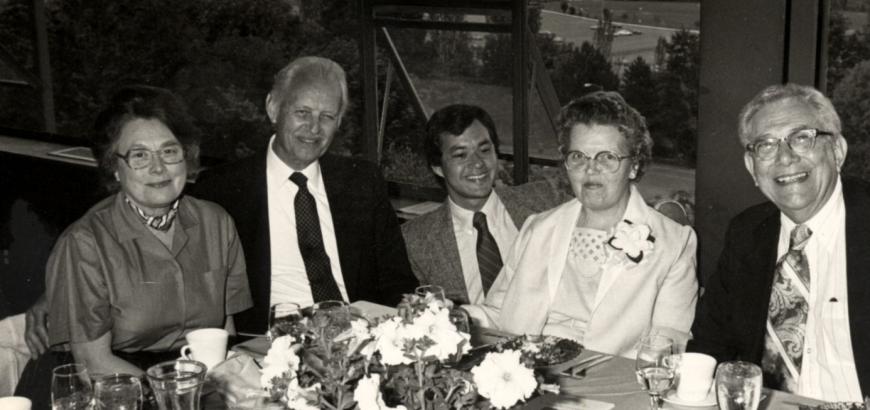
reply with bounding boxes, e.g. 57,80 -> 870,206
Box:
761,224 -> 812,392
473,212 -> 503,295
290,172 -> 343,302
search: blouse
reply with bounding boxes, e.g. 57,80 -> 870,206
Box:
46,193 -> 252,352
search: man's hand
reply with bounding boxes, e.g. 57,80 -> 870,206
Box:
25,294 -> 50,356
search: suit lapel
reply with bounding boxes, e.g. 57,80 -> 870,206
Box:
319,156 -> 358,299
746,209 -> 780,362
843,181 -> 870,394
435,205 -> 470,303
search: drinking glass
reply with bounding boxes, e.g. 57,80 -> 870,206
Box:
145,360 -> 207,410
715,361 -> 762,410
94,373 -> 143,410
635,334 -> 676,410
415,285 -> 446,302
268,302 -> 303,340
311,300 -> 351,341
51,363 -> 93,410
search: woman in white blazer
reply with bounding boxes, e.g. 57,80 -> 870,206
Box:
464,92 -> 698,358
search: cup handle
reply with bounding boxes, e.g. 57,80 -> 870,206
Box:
180,345 -> 193,360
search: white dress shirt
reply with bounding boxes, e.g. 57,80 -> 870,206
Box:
266,137 -> 348,307
449,191 -> 518,304
777,178 -> 862,401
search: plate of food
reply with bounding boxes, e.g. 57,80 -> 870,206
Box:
798,403 -> 869,410
456,334 -> 583,371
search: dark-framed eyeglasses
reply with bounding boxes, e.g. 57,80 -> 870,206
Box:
564,150 -> 633,173
115,145 -> 185,170
745,128 -> 835,160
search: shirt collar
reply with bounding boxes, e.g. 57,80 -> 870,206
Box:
114,193 -> 196,242
780,176 -> 843,252
266,135 -> 325,196
448,190 -> 500,232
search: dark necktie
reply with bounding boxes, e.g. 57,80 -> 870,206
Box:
473,212 -> 503,294
761,224 -> 812,392
290,172 -> 343,302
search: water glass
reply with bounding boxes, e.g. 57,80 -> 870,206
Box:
268,302 -> 303,340
51,363 -> 93,410
635,334 -> 676,410
145,360 -> 207,410
415,285 -> 447,302
715,361 -> 762,410
94,373 -> 143,410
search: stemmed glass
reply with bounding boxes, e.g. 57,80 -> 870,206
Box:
635,334 -> 676,410
93,373 -> 143,410
268,302 -> 303,340
715,361 -> 762,410
415,285 -> 447,302
414,285 -> 470,333
311,300 -> 352,342
51,363 -> 93,410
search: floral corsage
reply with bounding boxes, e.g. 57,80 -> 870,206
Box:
607,220 -> 655,263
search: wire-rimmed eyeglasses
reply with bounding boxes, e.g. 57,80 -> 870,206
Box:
564,150 -> 633,173
115,145 -> 185,170
745,128 -> 835,160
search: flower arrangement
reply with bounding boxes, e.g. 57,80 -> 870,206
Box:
258,294 -> 542,410
607,219 -> 655,263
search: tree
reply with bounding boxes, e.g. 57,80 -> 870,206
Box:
826,11 -> 870,94
833,60 -> 870,181
620,57 -> 658,121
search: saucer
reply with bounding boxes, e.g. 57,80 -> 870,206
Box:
662,390 -> 716,407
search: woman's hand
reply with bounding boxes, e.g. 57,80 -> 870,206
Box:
71,332 -> 143,377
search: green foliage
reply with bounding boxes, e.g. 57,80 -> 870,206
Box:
833,60 -> 870,181
826,11 -> 870,95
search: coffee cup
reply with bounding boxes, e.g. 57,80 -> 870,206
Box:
0,396 -> 32,410
180,328 -> 228,370
673,352 -> 717,402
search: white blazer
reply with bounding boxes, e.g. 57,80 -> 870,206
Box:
464,185 -> 698,358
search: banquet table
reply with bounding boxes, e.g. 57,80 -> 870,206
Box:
202,301 -> 826,410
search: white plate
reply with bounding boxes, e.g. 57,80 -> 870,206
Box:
662,389 -> 716,407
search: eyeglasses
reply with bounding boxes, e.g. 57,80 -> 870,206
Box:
564,150 -> 633,173
116,145 -> 185,169
745,128 -> 834,160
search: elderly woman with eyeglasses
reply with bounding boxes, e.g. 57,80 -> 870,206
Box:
463,92 -> 698,358
37,85 -> 252,378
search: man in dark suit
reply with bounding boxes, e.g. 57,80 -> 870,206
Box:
194,56 -> 417,334
688,83 -> 870,401
401,104 -> 568,304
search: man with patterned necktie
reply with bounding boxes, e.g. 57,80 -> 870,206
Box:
401,104 -> 569,305
194,56 -> 418,334
688,83 -> 870,402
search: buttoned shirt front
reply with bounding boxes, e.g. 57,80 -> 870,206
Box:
777,178 -> 862,401
266,136 -> 348,307
448,191 -> 518,304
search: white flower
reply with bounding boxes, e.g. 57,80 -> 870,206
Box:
471,350 -> 537,409
283,378 -> 321,410
260,335 -> 300,389
354,374 -> 407,410
412,307 -> 470,361
372,317 -> 414,365
608,220 -> 655,263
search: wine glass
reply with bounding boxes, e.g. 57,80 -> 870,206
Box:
715,361 -> 762,410
635,334 -> 676,410
51,363 -> 93,410
268,302 -> 303,340
94,373 -> 143,410
415,284 -> 447,303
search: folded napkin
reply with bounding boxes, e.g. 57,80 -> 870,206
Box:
209,352 -> 281,408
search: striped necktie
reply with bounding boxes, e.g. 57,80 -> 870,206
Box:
290,172 -> 343,302
761,223 -> 812,392
473,212 -> 503,295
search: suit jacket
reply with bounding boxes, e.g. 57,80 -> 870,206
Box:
464,185 -> 699,358
688,177 -> 870,394
401,181 -> 570,304
192,151 -> 418,334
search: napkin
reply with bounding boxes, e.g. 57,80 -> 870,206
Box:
548,397 -> 616,410
209,352 -> 280,408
